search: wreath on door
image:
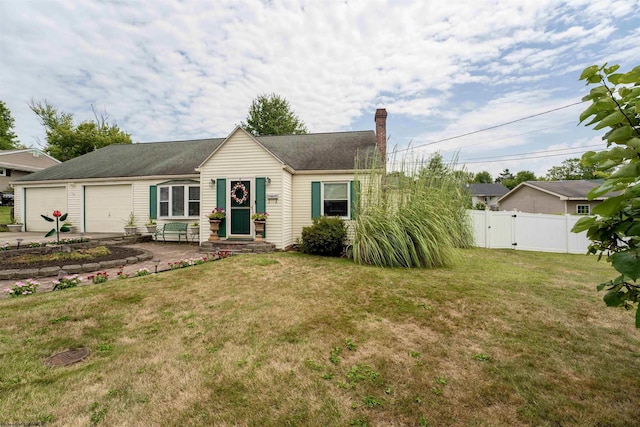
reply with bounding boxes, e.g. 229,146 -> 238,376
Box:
231,182 -> 248,205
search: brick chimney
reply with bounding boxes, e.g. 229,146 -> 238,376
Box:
374,108 -> 387,165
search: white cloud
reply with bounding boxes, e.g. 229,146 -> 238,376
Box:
0,0 -> 638,164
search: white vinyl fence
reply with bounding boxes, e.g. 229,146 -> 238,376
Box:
468,210 -> 592,254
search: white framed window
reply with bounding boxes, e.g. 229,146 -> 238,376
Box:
576,204 -> 590,215
322,182 -> 350,218
159,185 -> 200,218
0,168 -> 6,177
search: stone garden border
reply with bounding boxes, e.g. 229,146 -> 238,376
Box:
0,240 -> 154,280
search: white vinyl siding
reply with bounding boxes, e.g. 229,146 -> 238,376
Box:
291,173 -> 355,240
281,172 -> 293,248
198,129 -> 286,248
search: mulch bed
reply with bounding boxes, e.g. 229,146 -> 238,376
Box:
1,246 -> 145,270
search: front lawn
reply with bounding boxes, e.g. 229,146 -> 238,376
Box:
1,249 -> 638,426
0,205 -> 12,225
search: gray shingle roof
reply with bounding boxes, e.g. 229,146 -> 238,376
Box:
14,130 -> 377,182
523,180 -> 606,199
468,183 -> 509,197
258,131 -> 376,170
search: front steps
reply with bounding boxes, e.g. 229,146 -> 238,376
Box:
200,240 -> 276,254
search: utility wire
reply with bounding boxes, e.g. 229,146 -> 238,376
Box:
438,121 -> 576,152
459,143 -> 603,162
461,148 -> 596,164
387,143 -> 603,168
395,100 -> 585,154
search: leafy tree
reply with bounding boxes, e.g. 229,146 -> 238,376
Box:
494,169 -> 514,184
571,63 -> 640,327
546,157 -> 598,180
500,170 -> 536,190
473,171 -> 493,183
418,153 -> 448,180
240,93 -> 307,136
0,100 -> 21,149
30,100 -> 132,161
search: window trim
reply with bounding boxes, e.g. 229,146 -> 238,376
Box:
0,168 -> 5,177
576,204 -> 590,215
158,184 -> 200,219
321,181 -> 350,219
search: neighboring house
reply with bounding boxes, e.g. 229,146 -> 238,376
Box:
467,183 -> 509,209
498,180 -> 608,215
11,109 -> 387,249
0,149 -> 60,201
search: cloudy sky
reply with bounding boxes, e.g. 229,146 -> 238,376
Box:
1,0 -> 639,178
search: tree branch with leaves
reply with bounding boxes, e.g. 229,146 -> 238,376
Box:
240,93 -> 307,136
572,63 -> 640,327
30,100 -> 132,161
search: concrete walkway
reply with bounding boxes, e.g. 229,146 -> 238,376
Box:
0,234 -> 213,295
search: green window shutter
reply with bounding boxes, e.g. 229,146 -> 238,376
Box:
256,177 -> 266,213
311,181 -> 321,219
256,177 -> 266,238
216,178 -> 226,238
350,180 -> 360,219
149,185 -> 157,220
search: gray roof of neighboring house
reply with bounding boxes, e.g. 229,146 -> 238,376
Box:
14,130 -> 377,182
499,179 -> 614,202
520,180 -> 606,199
0,149 -> 60,172
468,183 -> 509,197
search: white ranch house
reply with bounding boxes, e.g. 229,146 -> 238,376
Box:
12,110 -> 387,249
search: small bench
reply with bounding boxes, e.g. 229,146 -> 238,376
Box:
155,222 -> 188,243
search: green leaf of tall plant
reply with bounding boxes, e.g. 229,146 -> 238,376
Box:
352,149 -> 470,268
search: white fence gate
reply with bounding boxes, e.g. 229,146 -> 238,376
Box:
468,210 -> 592,254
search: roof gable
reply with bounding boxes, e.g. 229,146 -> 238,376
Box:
197,126 -> 286,170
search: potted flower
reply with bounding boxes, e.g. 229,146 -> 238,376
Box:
189,221 -> 199,235
124,212 -> 137,236
145,217 -> 157,234
7,220 -> 22,232
207,208 -> 225,241
251,212 -> 268,241
63,221 -> 79,233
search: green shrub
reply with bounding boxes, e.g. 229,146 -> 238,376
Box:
300,217 -> 347,257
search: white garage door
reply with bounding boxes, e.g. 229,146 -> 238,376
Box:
25,187 -> 67,232
85,185 -> 132,233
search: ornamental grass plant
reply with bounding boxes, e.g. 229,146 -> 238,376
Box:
352,150 -> 473,268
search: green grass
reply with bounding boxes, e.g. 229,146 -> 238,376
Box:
1,249 -> 639,426
0,205 -> 12,225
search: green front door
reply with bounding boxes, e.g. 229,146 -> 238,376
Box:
230,180 -> 251,235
